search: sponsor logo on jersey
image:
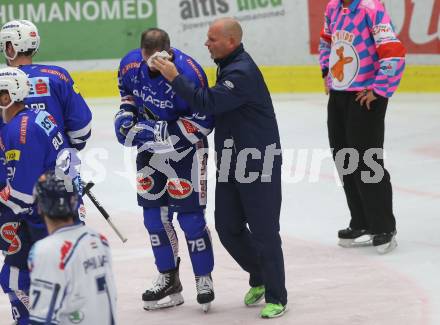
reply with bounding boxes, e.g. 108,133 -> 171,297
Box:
78,204 -> 86,222
20,116 -> 29,144
100,234 -> 109,247
36,111 -> 57,136
137,175 -> 154,193
0,222 -> 21,255
68,311 -> 84,324
181,119 -> 199,134
7,236 -> 21,255
382,61 -> 398,76
167,178 -> 193,199
186,58 -> 206,87
5,150 -> 21,162
28,77 -> 51,98
121,62 -> 141,76
59,240 -> 73,270
0,185 -> 11,201
40,69 -> 69,82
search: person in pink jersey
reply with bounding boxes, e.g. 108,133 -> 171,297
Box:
319,0 -> 406,254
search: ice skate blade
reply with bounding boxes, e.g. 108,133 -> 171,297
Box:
143,293 -> 184,310
202,302 -> 211,313
338,235 -> 372,248
376,238 -> 397,254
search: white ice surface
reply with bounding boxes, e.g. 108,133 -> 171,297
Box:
1,94 -> 439,325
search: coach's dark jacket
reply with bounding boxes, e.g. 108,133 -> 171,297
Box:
172,44 -> 282,175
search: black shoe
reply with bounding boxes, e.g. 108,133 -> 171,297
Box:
338,228 -> 372,247
373,231 -> 397,254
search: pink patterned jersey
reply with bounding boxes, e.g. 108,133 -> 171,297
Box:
319,0 -> 406,98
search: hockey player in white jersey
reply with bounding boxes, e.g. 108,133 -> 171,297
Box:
28,170 -> 117,325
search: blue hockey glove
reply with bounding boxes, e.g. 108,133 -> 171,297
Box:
114,109 -> 136,145
131,119 -> 157,146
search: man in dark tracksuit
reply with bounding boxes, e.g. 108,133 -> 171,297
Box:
152,17 -> 287,318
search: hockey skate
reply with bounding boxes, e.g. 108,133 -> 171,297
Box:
338,227 -> 372,248
373,231 -> 397,254
142,258 -> 184,310
195,274 -> 214,313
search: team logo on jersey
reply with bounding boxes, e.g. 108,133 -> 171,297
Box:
0,222 -> 21,255
36,111 -> 57,136
137,175 -> 154,193
167,178 -> 193,199
68,311 -> 84,324
329,31 -> 360,90
5,150 -> 21,162
28,77 -> 51,98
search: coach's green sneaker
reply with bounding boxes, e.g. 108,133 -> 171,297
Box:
244,285 -> 265,306
260,303 -> 287,318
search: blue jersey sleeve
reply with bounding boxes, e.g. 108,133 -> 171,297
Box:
164,56 -> 214,149
118,50 -> 141,115
54,68 -> 92,151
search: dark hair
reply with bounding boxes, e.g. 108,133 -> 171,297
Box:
140,28 -> 170,54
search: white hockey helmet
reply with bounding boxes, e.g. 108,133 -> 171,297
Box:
0,67 -> 30,109
0,20 -> 40,60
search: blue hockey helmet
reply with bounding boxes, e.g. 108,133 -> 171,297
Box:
34,170 -> 79,220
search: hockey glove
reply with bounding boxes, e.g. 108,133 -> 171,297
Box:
114,109 -> 136,145
131,120 -> 169,148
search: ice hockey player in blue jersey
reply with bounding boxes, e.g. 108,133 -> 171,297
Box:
0,67 -> 73,325
0,20 -> 92,151
115,28 -> 215,312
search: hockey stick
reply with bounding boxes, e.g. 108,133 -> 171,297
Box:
82,181 -> 128,243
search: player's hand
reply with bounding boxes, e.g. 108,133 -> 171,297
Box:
114,109 -> 136,145
151,57 -> 179,82
356,89 -> 377,110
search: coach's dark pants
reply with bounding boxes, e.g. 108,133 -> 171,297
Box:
214,165 -> 287,306
327,90 -> 396,234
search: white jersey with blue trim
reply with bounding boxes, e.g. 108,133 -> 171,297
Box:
28,224 -> 117,325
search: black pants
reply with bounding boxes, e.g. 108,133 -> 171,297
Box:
214,166 -> 287,305
328,90 -> 396,234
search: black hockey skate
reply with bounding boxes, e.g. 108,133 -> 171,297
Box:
373,231 -> 397,254
195,274 -> 214,313
142,258 -> 184,310
338,227 -> 372,248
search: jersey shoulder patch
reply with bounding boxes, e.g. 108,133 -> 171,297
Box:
34,110 -> 58,136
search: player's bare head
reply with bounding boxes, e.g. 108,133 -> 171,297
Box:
205,18 -> 243,60
140,28 -> 171,56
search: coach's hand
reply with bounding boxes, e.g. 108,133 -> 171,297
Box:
152,57 -> 179,82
